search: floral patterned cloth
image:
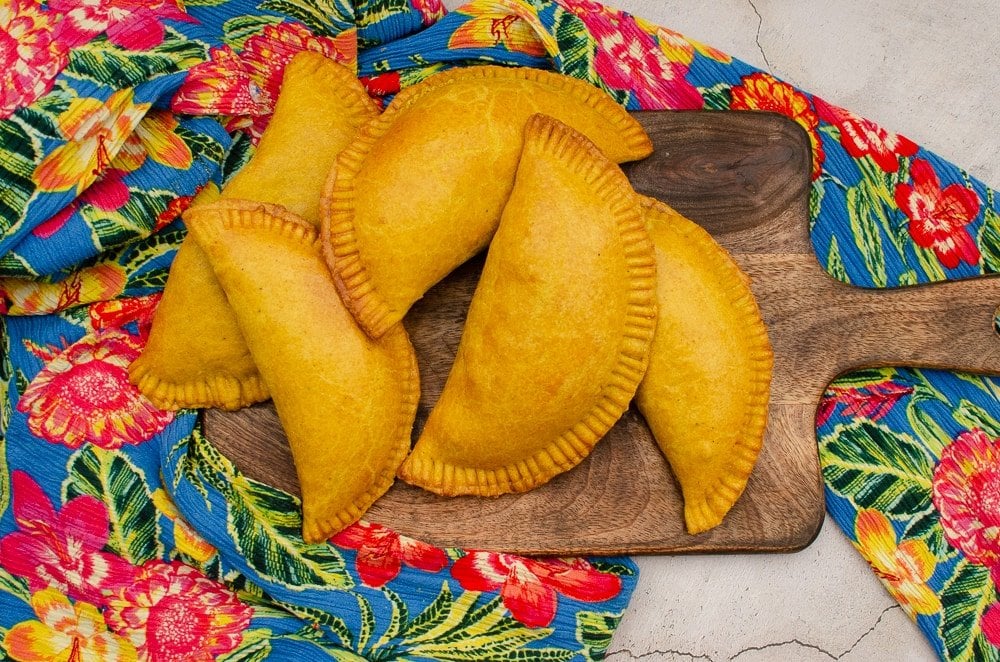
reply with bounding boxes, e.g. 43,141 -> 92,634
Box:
0,0 -> 996,660
820,368 -> 1000,660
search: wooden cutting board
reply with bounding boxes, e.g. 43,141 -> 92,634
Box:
205,111 -> 1000,556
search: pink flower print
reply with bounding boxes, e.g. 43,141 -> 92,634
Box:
413,0 -> 446,25
932,429 -> 1000,567
895,158 -> 982,269
0,471 -> 137,603
0,0 -> 68,120
17,329 -> 173,449
985,601 -> 1000,648
104,560 -> 253,661
173,22 -> 354,142
591,14 -> 702,110
332,520 -> 448,587
50,0 -> 195,51
451,552 -> 621,628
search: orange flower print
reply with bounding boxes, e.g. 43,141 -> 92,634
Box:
449,2 -> 548,58
854,509 -> 941,618
33,89 -> 151,194
0,0 -> 68,120
16,329 -> 173,449
0,263 -> 127,316
3,588 -> 137,662
730,72 -> 825,179
124,110 -> 194,172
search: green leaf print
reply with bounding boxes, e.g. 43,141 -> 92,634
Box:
939,560 -> 999,662
176,125 -> 228,168
825,235 -> 847,283
698,82 -> 732,111
845,185 -> 887,287
366,583 -> 574,661
576,610 -> 621,660
217,628 -> 274,662
809,177 -> 825,232
180,425 -> 353,590
905,404 -> 951,458
0,567 -> 30,604
820,420 -> 934,516
827,366 -> 898,391
259,0 -> 354,37
223,15 -> 287,50
65,28 -> 207,89
225,476 -> 353,590
0,115 -> 42,241
83,188 -> 179,252
952,399 -> 1000,438
357,0 -> 410,44
63,446 -> 161,565
900,505 -> 949,559
549,7 -> 600,86
0,317 -> 11,520
978,206 -> 1000,273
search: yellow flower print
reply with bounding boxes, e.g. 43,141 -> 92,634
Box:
129,110 -> 193,171
449,0 -> 551,58
33,89 -> 151,194
854,509 -> 941,617
1,263 -> 127,316
3,588 -> 137,662
151,488 -> 217,564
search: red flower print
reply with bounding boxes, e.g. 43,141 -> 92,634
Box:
104,559 -> 253,661
451,552 -> 621,628
932,429 -> 1000,567
89,293 -> 161,338
730,72 -> 825,179
50,0 -> 195,51
817,380 -> 913,427
155,193 -> 195,232
332,521 -> 447,587
17,329 -> 173,449
0,471 -> 136,604
0,0 -> 68,120
813,96 -> 918,173
895,158 -> 981,269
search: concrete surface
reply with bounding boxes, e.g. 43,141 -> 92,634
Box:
438,1 -> 999,660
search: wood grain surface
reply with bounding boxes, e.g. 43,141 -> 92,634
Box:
205,110 -> 1000,555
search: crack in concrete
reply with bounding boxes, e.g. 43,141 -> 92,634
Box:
605,648 -> 715,661
730,605 -> 902,660
606,605 -> 902,661
746,0 -> 773,72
